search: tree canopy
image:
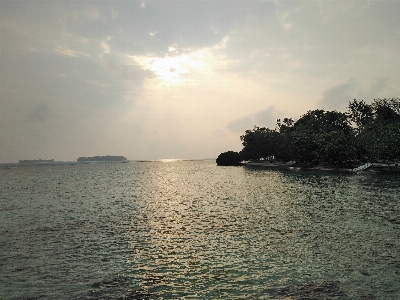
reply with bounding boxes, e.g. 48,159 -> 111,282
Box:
216,151 -> 242,166
237,98 -> 400,166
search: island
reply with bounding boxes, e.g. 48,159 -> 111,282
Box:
218,98 -> 400,171
77,155 -> 127,162
19,159 -> 55,164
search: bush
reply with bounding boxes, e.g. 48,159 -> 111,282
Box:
216,151 -> 242,166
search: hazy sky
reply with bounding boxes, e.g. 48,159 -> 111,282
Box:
1,0 -> 399,162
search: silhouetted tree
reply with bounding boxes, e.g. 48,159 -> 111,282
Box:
290,110 -> 355,165
216,151 -> 242,166
354,98 -> 400,161
232,98 -> 400,166
347,99 -> 373,130
240,126 -> 283,161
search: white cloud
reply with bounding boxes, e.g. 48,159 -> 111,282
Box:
100,40 -> 110,54
55,45 -> 90,58
129,47 -> 212,87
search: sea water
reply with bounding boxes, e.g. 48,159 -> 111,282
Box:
1,160 -> 399,299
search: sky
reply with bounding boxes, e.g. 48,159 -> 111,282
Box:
1,0 -> 400,162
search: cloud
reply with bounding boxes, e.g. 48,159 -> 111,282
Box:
226,106 -> 280,133
70,2 -> 102,22
368,78 -> 388,98
129,45 -> 216,87
27,102 -> 54,122
55,45 -> 90,58
100,38 -> 111,54
319,78 -> 389,110
276,9 -> 294,31
319,79 -> 358,110
83,4 -> 101,21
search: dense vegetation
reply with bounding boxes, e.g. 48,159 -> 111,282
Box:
216,151 -> 242,166
222,98 -> 400,167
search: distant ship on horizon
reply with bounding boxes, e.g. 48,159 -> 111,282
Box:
77,155 -> 127,162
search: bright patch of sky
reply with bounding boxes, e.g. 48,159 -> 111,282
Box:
1,0 -> 400,162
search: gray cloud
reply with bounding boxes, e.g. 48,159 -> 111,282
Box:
319,78 -> 389,111
27,102 -> 54,122
227,106 -> 280,133
319,79 -> 358,110
367,78 -> 388,98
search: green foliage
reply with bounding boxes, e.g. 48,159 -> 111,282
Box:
216,151 -> 242,166
356,121 -> 400,161
347,99 -> 373,129
240,127 -> 282,161
290,110 -> 355,165
351,98 -> 400,161
237,98 -> 400,165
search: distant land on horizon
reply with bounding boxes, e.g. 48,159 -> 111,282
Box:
2,156 -> 218,165
19,159 -> 55,164
77,155 -> 128,162
15,155 -> 128,164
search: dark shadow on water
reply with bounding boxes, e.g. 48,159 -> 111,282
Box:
91,277 -> 129,289
84,289 -> 150,300
266,280 -> 382,299
267,280 -> 348,299
85,276 -> 151,300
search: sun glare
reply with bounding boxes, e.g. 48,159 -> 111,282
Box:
150,56 -> 189,84
129,51 -> 207,86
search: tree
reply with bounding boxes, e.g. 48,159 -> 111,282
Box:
347,99 -> 373,130
274,118 -> 295,161
290,110 -> 355,165
353,98 -> 400,161
234,98 -> 400,167
348,98 -> 400,161
240,126 -> 281,161
216,151 -> 242,166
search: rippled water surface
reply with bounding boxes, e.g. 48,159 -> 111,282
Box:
1,160 -> 400,299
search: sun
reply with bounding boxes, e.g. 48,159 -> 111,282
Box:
147,56 -> 189,85
129,51 -> 206,86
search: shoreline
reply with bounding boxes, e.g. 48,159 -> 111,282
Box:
244,161 -> 400,174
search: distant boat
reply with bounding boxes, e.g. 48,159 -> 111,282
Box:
77,155 -> 127,162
